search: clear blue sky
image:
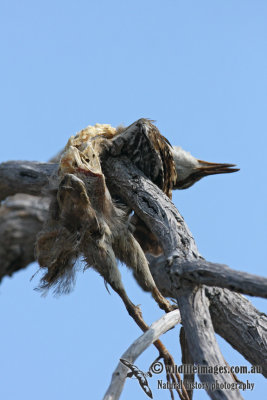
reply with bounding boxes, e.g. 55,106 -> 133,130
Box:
0,1 -> 266,399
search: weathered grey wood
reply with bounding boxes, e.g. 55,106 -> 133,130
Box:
147,255 -> 267,377
179,260 -> 267,298
103,310 -> 181,400
0,194 -> 49,281
103,156 -> 200,261
146,256 -> 267,299
177,286 -> 243,400
0,161 -> 56,201
1,179 -> 265,301
0,159 -> 57,276
104,157 -> 244,399
180,327 -> 194,400
0,158 -> 266,399
1,192 -> 265,379
206,287 -> 267,378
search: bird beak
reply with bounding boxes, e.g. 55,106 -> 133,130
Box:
174,159 -> 239,189
197,160 -> 240,177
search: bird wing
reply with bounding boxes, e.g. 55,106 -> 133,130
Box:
109,118 -> 176,199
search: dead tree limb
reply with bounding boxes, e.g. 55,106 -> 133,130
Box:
103,156 -> 200,262
177,286 -> 243,400
206,287 -> 267,378
104,309 -> 181,400
180,327 -> 194,400
146,254 -> 267,298
0,158 -> 266,399
147,255 -> 267,377
0,161 -> 55,201
0,194 -> 49,279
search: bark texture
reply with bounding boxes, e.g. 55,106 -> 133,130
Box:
0,157 -> 266,400
0,194 -> 49,280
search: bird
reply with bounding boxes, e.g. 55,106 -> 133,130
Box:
95,118 -> 239,255
105,118 -> 177,199
71,118 -> 238,197
36,119 -> 239,282
34,119 -> 238,378
35,136 -> 173,311
111,119 -> 239,194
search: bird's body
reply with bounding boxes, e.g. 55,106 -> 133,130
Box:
34,119 -> 239,384
67,119 -> 177,198
107,119 -> 177,199
66,118 -> 238,197
36,130 -> 173,315
53,118 -> 238,257
36,118 -> 239,288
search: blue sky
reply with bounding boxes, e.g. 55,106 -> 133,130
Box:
0,1 -> 266,399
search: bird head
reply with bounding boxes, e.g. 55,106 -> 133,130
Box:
172,146 -> 239,189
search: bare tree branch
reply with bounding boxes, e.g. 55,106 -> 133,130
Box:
103,309 -> 181,400
147,255 -> 267,299
206,287 -> 267,378
0,161 -> 56,201
177,286 -> 243,399
0,194 -> 49,280
180,327 -> 195,400
148,257 -> 267,377
0,157 -> 266,399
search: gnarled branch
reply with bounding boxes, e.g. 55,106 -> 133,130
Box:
0,157 -> 266,399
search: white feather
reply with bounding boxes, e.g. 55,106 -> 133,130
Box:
172,146 -> 198,181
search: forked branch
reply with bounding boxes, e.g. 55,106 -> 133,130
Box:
0,158 -> 266,400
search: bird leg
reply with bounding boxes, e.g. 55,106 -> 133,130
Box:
90,259 -> 188,400
36,144 -> 187,399
112,229 -> 175,313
